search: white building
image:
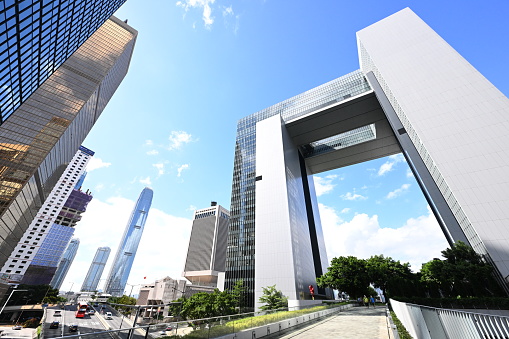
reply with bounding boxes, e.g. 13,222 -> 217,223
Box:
227,7 -> 509,310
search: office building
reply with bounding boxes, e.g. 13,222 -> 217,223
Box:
81,247 -> 111,292
0,0 -> 127,124
0,16 -> 137,295
183,202 -> 229,288
104,187 -> 153,297
50,238 -> 79,290
0,146 -> 93,285
226,8 -> 509,309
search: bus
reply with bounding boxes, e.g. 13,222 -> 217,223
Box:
75,302 -> 88,318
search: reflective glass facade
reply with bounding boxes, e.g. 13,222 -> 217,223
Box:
0,0 -> 127,124
81,246 -> 110,292
104,188 -> 153,296
226,71 -> 371,307
50,237 -> 78,289
0,17 -> 137,274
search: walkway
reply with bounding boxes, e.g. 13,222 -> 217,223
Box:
278,306 -> 392,339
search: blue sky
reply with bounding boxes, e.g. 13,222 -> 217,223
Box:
62,0 -> 509,294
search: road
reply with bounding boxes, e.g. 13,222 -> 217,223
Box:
94,304 -> 147,339
44,304 -> 111,339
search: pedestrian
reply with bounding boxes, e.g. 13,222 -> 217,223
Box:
370,296 -> 375,308
363,295 -> 369,308
357,297 -> 362,306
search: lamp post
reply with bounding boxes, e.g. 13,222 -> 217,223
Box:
0,289 -> 28,315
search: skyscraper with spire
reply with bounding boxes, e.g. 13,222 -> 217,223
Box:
104,188 -> 153,296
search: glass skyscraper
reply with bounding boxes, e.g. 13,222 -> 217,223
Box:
50,237 -> 79,290
104,188 -> 153,296
0,15 -> 137,293
0,0 -> 127,124
81,247 -> 110,292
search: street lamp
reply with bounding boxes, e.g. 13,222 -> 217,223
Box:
0,288 -> 28,315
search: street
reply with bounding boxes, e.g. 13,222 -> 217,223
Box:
44,304 -> 110,339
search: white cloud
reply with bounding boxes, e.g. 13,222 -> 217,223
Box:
223,5 -> 233,16
153,163 -> 164,177
386,184 -> 411,199
86,157 -> 111,172
145,140 -> 153,146
177,164 -> 190,177
94,183 -> 105,192
341,191 -> 367,201
378,153 -> 405,176
313,175 -> 338,197
176,0 -> 216,29
341,208 -> 350,214
406,168 -> 414,178
168,131 -> 194,150
63,197 -> 192,293
139,176 -> 152,185
147,150 -> 159,156
319,204 -> 448,272
187,205 -> 197,212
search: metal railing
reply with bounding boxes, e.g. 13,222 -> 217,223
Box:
390,298 -> 509,339
47,302 -> 351,339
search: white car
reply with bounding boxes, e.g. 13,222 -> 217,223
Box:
105,312 -> 113,320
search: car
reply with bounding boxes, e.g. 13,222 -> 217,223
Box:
105,312 -> 112,320
88,310 -> 95,315
12,325 -> 22,330
49,321 -> 59,329
93,303 -> 99,307
69,324 -> 78,332
165,326 -> 173,331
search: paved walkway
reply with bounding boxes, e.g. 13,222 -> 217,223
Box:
278,306 -> 392,339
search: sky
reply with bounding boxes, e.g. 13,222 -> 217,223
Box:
61,0 -> 509,295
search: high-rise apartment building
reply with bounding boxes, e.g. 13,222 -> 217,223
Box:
227,8 -> 509,309
183,202 -> 229,288
0,16 -> 137,295
0,0 -> 127,123
81,247 -> 111,292
105,188 -> 153,297
0,146 -> 93,285
50,237 -> 79,290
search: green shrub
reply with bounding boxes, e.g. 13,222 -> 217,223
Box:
390,311 -> 413,339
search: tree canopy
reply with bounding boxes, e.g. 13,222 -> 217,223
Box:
5,284 -> 64,305
316,256 -> 371,298
172,289 -> 237,320
258,285 -> 288,311
420,241 -> 503,297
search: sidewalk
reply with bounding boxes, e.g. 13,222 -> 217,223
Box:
278,306 -> 391,339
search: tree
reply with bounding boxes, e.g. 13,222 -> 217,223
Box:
108,295 -> 137,315
366,255 -> 414,298
420,241 -> 503,297
258,285 -> 288,311
316,256 -> 370,299
177,289 -> 236,320
230,279 -> 247,313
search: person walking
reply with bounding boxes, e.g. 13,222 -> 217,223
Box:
363,295 -> 369,308
370,296 -> 375,308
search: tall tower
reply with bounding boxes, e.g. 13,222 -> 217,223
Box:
0,0 -> 127,123
0,146 -> 94,285
50,238 -> 80,290
183,202 -> 229,288
81,247 -> 111,292
104,188 -> 153,297
0,16 -> 137,295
